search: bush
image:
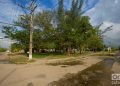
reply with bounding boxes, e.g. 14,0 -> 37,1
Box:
9,56 -> 35,64
0,48 -> 7,52
11,43 -> 23,52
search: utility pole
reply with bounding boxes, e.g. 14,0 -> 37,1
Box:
17,0 -> 37,60
29,14 -> 33,60
29,0 -> 37,60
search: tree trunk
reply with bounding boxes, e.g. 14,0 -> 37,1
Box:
29,15 -> 33,60
79,47 -> 82,54
66,46 -> 72,55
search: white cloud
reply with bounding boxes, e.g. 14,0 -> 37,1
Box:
85,0 -> 120,47
0,0 -> 22,23
97,21 -> 120,47
0,0 -> 23,48
85,0 -> 120,25
115,0 -> 119,4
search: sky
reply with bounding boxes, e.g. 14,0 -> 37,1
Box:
0,0 -> 120,48
84,0 -> 120,47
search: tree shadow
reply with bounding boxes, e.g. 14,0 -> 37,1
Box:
27,82 -> 34,86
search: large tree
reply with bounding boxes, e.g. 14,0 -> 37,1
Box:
2,0 -> 104,54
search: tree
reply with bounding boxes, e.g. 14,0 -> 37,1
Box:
11,43 -> 23,52
2,0 -> 104,55
2,11 -> 54,53
2,26 -> 29,52
17,0 -> 37,60
54,0 -> 85,54
87,29 -> 104,51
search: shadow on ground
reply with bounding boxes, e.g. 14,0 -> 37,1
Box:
48,58 -> 115,86
27,82 -> 34,86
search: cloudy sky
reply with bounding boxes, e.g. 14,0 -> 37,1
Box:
0,0 -> 120,48
84,0 -> 120,47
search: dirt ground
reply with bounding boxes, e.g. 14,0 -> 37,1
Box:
0,53 -> 108,86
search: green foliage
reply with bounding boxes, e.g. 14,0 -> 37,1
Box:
11,43 -> 23,52
2,0 -> 104,54
33,53 -> 65,59
0,48 -> 7,52
88,34 -> 103,51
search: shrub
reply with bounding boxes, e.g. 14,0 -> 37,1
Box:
0,48 -> 7,52
9,56 -> 35,64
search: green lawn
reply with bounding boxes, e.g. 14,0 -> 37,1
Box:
32,51 -> 116,59
7,51 -> 116,64
32,53 -> 66,59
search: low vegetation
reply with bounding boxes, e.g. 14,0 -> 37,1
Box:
48,59 -> 112,86
0,48 -> 6,52
33,53 -> 65,59
7,51 -> 116,64
8,55 -> 34,64
47,59 -> 83,66
90,51 -> 116,57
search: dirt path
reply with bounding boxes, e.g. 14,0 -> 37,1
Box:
0,52 -> 8,60
0,54 -> 106,86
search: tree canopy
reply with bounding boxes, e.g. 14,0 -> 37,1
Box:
2,0 -> 103,54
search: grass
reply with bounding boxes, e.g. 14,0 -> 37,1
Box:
8,55 -> 35,64
34,51 -> 115,60
90,51 -> 116,57
32,52 -> 90,59
33,53 -> 68,59
46,59 -> 84,66
9,51 -> 116,60
0,48 -> 7,52
7,51 -> 116,64
33,53 -> 51,58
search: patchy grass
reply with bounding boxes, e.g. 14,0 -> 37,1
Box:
0,48 -> 7,52
46,59 -> 83,66
33,53 -> 69,59
32,52 -> 87,59
9,55 -> 35,64
90,51 -> 116,57
8,51 -> 106,60
7,51 -> 115,64
33,53 -> 51,58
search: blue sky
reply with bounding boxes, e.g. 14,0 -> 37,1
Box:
0,0 -> 99,33
13,0 -> 99,11
0,0 -> 99,25
0,0 -> 120,47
